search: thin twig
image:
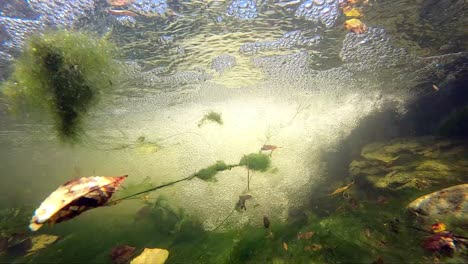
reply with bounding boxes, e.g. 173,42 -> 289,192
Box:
108,176 -> 191,205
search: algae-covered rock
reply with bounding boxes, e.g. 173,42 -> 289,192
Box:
407,184 -> 467,223
1,30 -> 120,142
350,137 -> 468,189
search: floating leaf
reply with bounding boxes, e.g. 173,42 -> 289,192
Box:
130,248 -> 169,264
328,181 -> 354,196
30,175 -> 127,231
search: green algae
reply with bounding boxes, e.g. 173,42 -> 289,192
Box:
239,153 -> 271,172
198,111 -> 223,127
192,161 -> 236,181
1,30 -> 120,142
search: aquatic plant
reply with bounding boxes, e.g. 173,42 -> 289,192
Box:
198,111 -> 223,127
239,153 -> 271,172
1,30 -> 120,142
192,161 -> 235,181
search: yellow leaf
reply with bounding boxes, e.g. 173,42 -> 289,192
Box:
345,19 -> 368,34
328,181 -> 354,196
130,248 -> 169,264
26,234 -> 59,256
343,8 -> 362,17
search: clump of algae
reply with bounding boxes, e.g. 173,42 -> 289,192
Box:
1,30 -> 120,142
192,161 -> 234,181
198,111 -> 223,127
239,153 -> 271,172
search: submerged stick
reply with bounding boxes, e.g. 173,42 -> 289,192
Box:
108,176 -> 192,205
213,208 -> 235,231
247,168 -> 250,191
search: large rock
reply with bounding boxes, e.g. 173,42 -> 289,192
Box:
349,137 -> 468,189
407,184 -> 467,222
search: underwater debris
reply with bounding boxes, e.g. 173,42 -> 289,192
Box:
342,7 -> 363,17
345,18 -> 368,34
304,243 -> 322,252
107,0 -> 135,6
431,222 -> 447,233
297,231 -> 314,240
110,245 -> 137,264
235,195 -> 252,211
377,196 -> 389,204
130,248 -> 169,264
328,181 -> 354,196
282,242 -> 288,251
29,175 -> 127,231
263,216 -> 270,229
422,231 -> 456,256
198,111 -> 223,127
0,236 -> 7,254
372,257 -> 385,264
1,30 -> 119,142
26,234 -> 60,256
260,144 -> 282,156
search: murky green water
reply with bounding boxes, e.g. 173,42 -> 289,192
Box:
0,0 -> 467,263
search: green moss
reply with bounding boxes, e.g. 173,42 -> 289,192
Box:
1,30 -> 120,142
239,153 -> 271,172
193,161 -> 234,181
198,111 -> 223,127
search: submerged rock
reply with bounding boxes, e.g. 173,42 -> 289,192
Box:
407,184 -> 467,223
349,137 -> 468,189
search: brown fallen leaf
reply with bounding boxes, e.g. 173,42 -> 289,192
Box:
328,181 -> 354,196
297,231 -> 314,240
29,175 -> 127,231
372,257 -> 384,264
111,245 -> 137,264
304,244 -> 322,251
377,196 -> 388,204
0,236 -> 7,253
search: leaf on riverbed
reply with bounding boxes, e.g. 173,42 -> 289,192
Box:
328,181 -> 354,196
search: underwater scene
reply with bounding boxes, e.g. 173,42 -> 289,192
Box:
0,0 -> 467,263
